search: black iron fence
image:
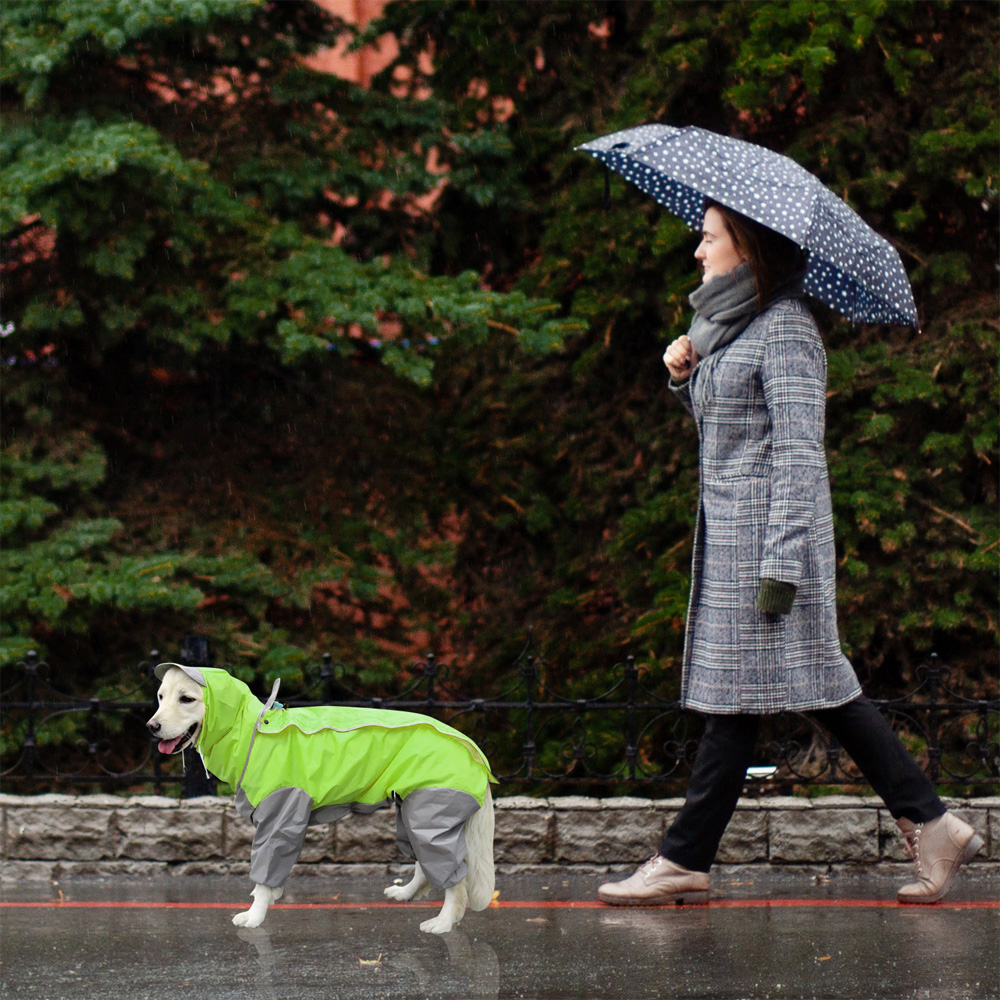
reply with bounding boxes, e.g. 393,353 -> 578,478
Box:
1,636 -> 997,797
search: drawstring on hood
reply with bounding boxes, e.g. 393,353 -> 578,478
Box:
235,678 -> 283,796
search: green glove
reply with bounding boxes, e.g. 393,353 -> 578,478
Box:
757,578 -> 796,616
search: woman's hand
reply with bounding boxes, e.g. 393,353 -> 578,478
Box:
663,335 -> 698,381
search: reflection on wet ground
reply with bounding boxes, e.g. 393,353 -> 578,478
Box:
2,871 -> 997,999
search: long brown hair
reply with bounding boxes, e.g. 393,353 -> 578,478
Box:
705,199 -> 806,310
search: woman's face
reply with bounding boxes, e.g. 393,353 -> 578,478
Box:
695,207 -> 744,284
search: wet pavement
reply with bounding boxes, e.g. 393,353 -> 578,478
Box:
2,871 -> 997,999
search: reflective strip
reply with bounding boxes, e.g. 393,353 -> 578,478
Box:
262,717 -> 491,773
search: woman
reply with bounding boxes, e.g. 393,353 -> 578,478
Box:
597,201 -> 982,906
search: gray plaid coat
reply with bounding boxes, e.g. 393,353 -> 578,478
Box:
671,299 -> 861,714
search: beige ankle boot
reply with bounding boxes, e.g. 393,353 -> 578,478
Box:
896,812 -> 983,904
597,855 -> 710,906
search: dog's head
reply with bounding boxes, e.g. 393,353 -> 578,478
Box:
147,664 -> 206,754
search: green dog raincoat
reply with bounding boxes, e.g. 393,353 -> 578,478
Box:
154,664 -> 494,890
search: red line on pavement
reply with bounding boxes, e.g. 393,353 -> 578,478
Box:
2,899 -> 997,910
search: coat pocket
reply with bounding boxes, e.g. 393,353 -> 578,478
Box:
735,478 -> 788,709
734,477 -> 769,594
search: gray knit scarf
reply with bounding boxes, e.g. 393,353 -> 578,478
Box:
687,261 -> 807,360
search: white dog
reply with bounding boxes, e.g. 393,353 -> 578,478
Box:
148,663 -> 495,933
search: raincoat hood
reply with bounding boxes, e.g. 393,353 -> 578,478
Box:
154,664 -> 278,790
153,662 -> 207,686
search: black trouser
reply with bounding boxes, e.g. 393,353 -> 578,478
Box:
658,695 -> 946,873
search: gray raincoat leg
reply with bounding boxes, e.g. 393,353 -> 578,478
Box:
395,787 -> 481,889
243,787 -> 314,888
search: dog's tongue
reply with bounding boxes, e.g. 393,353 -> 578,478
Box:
158,735 -> 185,755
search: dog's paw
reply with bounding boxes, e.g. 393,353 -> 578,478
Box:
384,882 -> 431,902
419,914 -> 457,935
233,908 -> 266,929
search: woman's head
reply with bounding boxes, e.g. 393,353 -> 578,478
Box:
697,199 -> 806,309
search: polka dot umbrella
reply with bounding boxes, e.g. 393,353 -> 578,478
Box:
577,123 -> 919,328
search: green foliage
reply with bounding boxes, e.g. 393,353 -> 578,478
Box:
722,1 -> 932,106
0,398 -> 286,667
825,315 -> 998,669
0,0 -> 573,677
0,0 -> 996,719
1,0 -> 260,105
1,0 -> 571,363
227,241 -> 569,377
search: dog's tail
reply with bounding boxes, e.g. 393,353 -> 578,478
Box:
464,785 -> 495,911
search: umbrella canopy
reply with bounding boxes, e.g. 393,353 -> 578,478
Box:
578,124 -> 918,328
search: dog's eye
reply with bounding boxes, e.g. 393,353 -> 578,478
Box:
179,695 -> 196,704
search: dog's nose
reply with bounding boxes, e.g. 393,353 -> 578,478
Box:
147,720 -> 160,734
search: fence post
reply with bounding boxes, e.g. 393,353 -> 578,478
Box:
826,736 -> 843,783
981,704 -> 999,778
22,651 -> 39,781
423,653 -> 438,705
146,649 -> 167,792
178,635 -> 218,798
624,655 -> 638,781
320,653 -> 334,703
925,653 -> 942,782
86,696 -> 101,765
521,652 -> 537,780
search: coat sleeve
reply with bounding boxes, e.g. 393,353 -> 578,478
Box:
247,786 -> 314,888
759,311 -> 828,589
668,374 -> 695,416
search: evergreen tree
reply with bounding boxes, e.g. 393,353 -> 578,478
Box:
2,0 -> 996,713
0,0 -> 570,683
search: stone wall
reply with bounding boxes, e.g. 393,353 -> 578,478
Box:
2,794 -> 997,880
